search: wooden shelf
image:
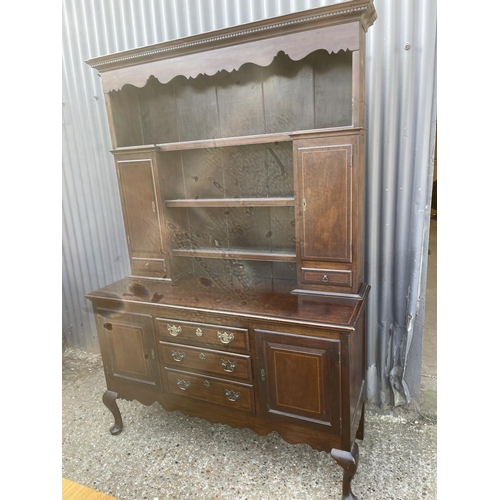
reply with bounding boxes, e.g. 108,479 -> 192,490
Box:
109,128 -> 364,155
157,132 -> 291,152
165,197 -> 294,208
172,248 -> 296,262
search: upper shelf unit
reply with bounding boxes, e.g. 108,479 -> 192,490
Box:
87,0 -> 376,150
107,50 -> 354,149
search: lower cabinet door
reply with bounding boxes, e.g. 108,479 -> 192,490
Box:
255,329 -> 341,432
96,308 -> 161,393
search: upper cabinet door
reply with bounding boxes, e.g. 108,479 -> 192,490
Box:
296,140 -> 353,263
116,159 -> 164,255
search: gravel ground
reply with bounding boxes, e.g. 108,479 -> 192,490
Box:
62,347 -> 437,500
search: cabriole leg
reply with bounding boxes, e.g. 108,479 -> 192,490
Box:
102,390 -> 123,435
330,442 -> 359,500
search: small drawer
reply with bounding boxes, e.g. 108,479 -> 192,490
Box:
131,258 -> 166,276
160,343 -> 252,382
301,268 -> 352,287
156,318 -> 249,352
164,369 -> 254,414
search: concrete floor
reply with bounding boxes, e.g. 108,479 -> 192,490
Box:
420,218 -> 437,415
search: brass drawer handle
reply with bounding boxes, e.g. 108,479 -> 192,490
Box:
225,389 -> 241,402
167,324 -> 182,336
203,380 -> 210,388
145,262 -> 150,269
195,327 -> 203,337
199,353 -> 206,361
221,359 -> 237,372
217,331 -> 234,344
171,351 -> 185,362
322,274 -> 329,282
176,379 -> 190,391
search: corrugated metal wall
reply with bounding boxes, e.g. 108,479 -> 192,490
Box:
62,0 -> 437,406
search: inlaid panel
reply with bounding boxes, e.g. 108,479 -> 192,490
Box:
116,159 -> 163,255
256,329 -> 341,430
297,142 -> 352,262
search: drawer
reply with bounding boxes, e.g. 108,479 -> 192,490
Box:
160,342 -> 252,382
155,318 -> 249,352
131,258 -> 166,276
301,268 -> 352,287
164,369 -> 254,413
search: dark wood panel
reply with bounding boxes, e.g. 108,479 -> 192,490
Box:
223,145 -> 269,198
262,51 -> 315,133
266,142 -> 294,197
138,77 -> 179,144
186,207 -> 228,250
175,75 -> 219,141
269,206 -> 296,253
314,50 -> 353,128
108,86 -> 143,147
271,262 -> 297,281
297,143 -> 352,262
256,329 -> 341,431
96,309 -> 161,391
116,160 -> 163,254
216,64 -> 265,138
226,206 -> 271,251
182,148 -> 225,199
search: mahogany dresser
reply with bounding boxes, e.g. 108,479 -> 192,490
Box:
85,1 -> 377,498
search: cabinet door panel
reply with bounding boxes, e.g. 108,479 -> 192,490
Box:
297,143 -> 352,262
256,329 -> 340,431
96,309 -> 161,392
117,159 -> 163,254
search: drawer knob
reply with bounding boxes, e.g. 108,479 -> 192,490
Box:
199,353 -> 206,361
167,324 -> 182,336
221,359 -> 237,372
322,274 -> 329,282
177,379 -> 190,391
225,389 -> 241,402
217,331 -> 234,344
195,327 -> 203,337
171,351 -> 185,362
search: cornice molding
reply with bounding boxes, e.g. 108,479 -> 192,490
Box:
86,0 -> 376,72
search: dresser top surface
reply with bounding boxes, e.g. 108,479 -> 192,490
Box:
86,277 -> 368,331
